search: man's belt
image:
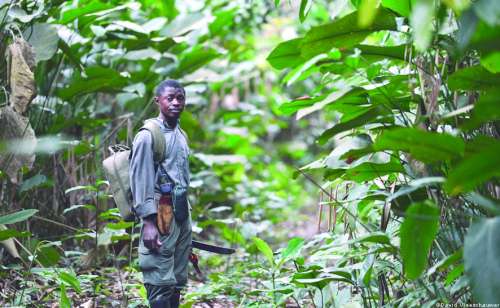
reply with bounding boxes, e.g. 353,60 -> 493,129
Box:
191,240 -> 235,255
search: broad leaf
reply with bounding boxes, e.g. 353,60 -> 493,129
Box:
24,23 -> 59,63
464,217 -> 500,304
58,67 -> 128,100
0,228 -> 31,241
381,0 -> 411,17
410,0 -> 434,51
480,52 -> 500,73
172,46 -> 220,78
280,237 -> 304,260
448,65 -> 500,90
253,237 -> 274,266
267,38 -> 305,69
59,272 -> 81,293
59,0 -> 111,24
318,107 -> 385,144
445,141 -> 500,195
373,128 -> 465,163
300,9 -> 397,58
0,209 -> 38,225
60,284 -> 70,308
400,201 -> 440,280
462,90 -> 500,130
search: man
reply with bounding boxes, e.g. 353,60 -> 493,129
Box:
129,79 -> 191,308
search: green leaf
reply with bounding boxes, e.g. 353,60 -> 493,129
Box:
65,185 -> 97,194
0,228 -> 31,241
464,217 -> 500,304
267,38 -> 305,69
59,0 -> 111,24
299,0 -> 311,23
356,44 -> 409,62
36,245 -> 61,267
58,67 -> 129,100
318,107 -> 384,144
253,237 -> 274,266
445,141 -> 500,195
373,128 -> 465,163
473,0 -> 500,26
480,52 -> 500,73
343,160 -> 404,182
63,204 -> 96,215
300,9 -> 397,59
24,23 -> 59,63
410,0 -> 435,52
381,0 -> 411,17
209,8 -> 237,34
400,201 -> 440,280
360,254 -> 374,286
172,46 -> 220,78
59,272 -> 81,293
280,237 -> 304,260
283,54 -> 327,87
448,65 -> 500,90
19,174 -> 49,192
356,232 -> 391,245
358,0 -> 379,28
462,90 -> 500,130
59,284 -> 70,308
0,209 -> 38,225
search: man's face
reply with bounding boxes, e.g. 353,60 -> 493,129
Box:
155,87 -> 186,119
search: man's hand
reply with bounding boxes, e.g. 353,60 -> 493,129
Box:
143,215 -> 162,252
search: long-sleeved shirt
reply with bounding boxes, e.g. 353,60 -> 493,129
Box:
129,117 -> 190,219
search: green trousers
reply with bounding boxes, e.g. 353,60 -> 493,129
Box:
138,215 -> 192,301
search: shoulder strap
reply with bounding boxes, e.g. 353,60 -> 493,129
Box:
140,121 -> 166,163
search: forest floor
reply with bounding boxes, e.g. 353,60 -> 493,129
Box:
0,204 -> 319,307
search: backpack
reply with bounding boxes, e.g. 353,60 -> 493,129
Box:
102,121 -> 166,221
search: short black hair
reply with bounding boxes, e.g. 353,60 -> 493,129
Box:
155,79 -> 185,96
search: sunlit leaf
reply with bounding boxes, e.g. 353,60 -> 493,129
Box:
373,128 -> 465,163
253,237 -> 274,266
301,9 -> 397,58
267,38 -> 305,69
59,272 -> 81,293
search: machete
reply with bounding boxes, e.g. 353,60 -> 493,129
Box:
191,240 -> 235,255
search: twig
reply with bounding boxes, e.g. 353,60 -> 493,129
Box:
295,167 -> 372,232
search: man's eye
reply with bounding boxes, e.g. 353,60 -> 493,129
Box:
177,95 -> 185,101
167,96 -> 175,101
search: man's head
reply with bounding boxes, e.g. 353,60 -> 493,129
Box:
154,79 -> 186,120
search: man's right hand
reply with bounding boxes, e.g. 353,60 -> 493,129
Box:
143,215 -> 162,252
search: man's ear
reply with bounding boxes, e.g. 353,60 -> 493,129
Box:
153,96 -> 159,105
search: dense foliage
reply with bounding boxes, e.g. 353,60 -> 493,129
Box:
0,0 -> 499,307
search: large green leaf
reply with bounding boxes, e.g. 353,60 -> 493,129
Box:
59,0 -> 109,23
445,141 -> 500,195
448,65 -> 500,90
356,44 -> 409,62
253,237 -> 274,266
373,128 -> 465,163
381,0 -> 411,17
462,90 -> 500,130
318,107 -> 385,144
480,52 -> 500,73
0,209 -> 38,225
400,201 -> 440,280
464,217 -> 500,304
24,23 -> 59,63
410,0 -> 434,51
267,38 -> 305,69
172,46 -> 220,78
58,67 -> 129,100
300,9 -> 397,59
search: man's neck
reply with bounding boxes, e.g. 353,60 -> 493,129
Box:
160,114 -> 178,128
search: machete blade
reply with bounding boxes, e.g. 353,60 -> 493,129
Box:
191,240 -> 235,255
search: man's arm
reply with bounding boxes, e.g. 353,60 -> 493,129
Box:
130,130 -> 162,250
